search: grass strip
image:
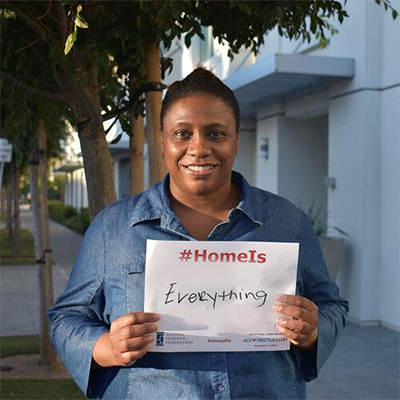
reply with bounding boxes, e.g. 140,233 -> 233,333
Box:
0,229 -> 36,265
0,335 -> 39,358
0,379 -> 85,399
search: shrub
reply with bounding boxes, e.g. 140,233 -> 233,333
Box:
64,205 -> 77,219
64,215 -> 85,235
48,201 -> 90,235
79,208 -> 90,233
48,201 -> 66,223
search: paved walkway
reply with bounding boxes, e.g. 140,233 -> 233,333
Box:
0,207 -> 399,399
0,206 -> 83,336
307,322 -> 399,399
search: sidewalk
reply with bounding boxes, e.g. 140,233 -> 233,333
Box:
1,207 -> 399,399
0,206 -> 83,336
307,322 -> 399,399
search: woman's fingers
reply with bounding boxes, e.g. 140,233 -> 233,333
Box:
276,324 -> 305,346
106,312 -> 160,366
273,294 -> 319,349
276,317 -> 314,335
116,334 -> 154,353
273,295 -> 318,324
110,312 -> 159,341
118,344 -> 152,367
111,312 -> 159,331
276,294 -> 318,313
273,302 -> 313,321
114,322 -> 158,341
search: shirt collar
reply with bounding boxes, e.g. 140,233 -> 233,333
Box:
232,171 -> 263,225
129,171 -> 263,227
129,176 -> 173,228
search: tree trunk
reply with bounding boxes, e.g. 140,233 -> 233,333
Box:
129,99 -> 145,195
29,162 -> 46,359
71,61 -> 117,220
29,163 -> 43,264
78,127 -> 116,219
36,119 -> 57,367
1,187 -> 6,221
6,173 -> 13,241
11,161 -> 20,259
143,38 -> 167,185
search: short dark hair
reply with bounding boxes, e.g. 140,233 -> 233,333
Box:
160,66 -> 240,131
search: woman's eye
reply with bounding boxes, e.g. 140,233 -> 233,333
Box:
175,131 -> 191,139
209,131 -> 225,139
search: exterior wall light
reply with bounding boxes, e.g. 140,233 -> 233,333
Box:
260,138 -> 269,160
324,177 -> 336,189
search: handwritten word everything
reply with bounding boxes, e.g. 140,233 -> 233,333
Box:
178,249 -> 267,264
164,282 -> 268,309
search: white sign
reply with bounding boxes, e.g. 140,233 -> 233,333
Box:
144,240 -> 299,352
0,139 -> 12,163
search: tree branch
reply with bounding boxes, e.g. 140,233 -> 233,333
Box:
38,0 -> 52,20
8,2 -> 59,47
7,3 -> 48,42
14,37 -> 42,54
51,1 -> 68,44
1,70 -> 66,102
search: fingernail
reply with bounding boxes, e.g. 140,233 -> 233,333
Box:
146,336 -> 154,343
151,324 -> 158,331
276,318 -> 287,325
276,294 -> 286,302
272,304 -> 282,312
277,325 -> 285,332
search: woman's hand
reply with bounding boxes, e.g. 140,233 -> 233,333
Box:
93,312 -> 159,368
273,294 -> 319,351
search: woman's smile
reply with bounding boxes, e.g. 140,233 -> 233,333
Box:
161,94 -> 239,200
182,163 -> 219,176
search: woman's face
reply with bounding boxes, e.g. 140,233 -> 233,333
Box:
162,94 -> 239,199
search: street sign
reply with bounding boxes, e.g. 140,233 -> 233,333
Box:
0,139 -> 12,187
0,138 -> 12,163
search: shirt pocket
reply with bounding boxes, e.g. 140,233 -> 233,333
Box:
124,258 -> 145,314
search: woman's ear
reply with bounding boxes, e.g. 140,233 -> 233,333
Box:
235,131 -> 240,155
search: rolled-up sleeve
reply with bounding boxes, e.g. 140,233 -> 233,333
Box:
48,211 -> 110,396
293,212 -> 349,382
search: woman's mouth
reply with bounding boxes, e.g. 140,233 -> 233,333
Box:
183,164 -> 218,176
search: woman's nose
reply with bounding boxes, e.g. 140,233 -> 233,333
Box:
187,135 -> 211,157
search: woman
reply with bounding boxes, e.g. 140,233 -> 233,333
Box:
48,67 -> 348,399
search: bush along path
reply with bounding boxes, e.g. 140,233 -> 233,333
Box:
48,201 -> 90,235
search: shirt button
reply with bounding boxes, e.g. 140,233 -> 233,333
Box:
217,384 -> 225,392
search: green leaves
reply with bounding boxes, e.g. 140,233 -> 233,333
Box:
374,0 -> 399,19
75,7 -> 89,29
64,30 -> 77,56
64,4 -> 89,55
109,133 -> 122,145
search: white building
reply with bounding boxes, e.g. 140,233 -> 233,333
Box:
60,1 -> 399,331
56,126 -> 150,210
167,0 -> 400,331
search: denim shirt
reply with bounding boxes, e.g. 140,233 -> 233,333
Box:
48,172 -> 348,400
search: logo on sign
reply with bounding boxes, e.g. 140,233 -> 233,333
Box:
178,249 -> 267,264
156,332 -> 164,346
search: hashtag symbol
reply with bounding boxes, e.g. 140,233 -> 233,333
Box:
179,249 -> 192,262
